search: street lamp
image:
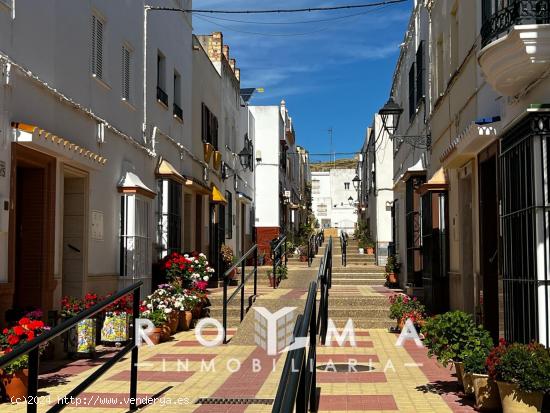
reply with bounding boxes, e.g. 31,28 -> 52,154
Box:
238,144 -> 252,169
352,174 -> 361,190
378,96 -> 403,135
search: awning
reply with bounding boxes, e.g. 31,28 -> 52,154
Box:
440,122 -> 499,168
419,168 -> 448,195
211,184 -> 227,204
11,122 -> 107,169
236,191 -> 253,202
118,170 -> 156,199
156,158 -> 185,184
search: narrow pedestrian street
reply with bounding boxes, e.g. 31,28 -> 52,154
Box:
2,239 -> 477,413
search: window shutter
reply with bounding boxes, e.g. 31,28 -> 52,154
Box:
408,63 -> 416,120
92,15 -> 103,79
416,41 -> 424,105
122,46 -> 130,100
213,116 -> 219,149
201,103 -> 207,142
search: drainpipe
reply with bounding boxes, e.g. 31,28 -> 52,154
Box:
142,6 -> 149,145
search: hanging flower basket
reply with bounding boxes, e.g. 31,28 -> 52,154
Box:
204,143 -> 214,162
67,319 -> 97,355
101,312 -> 130,344
213,151 -> 223,170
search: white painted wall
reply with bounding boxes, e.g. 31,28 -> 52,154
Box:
250,105 -> 282,228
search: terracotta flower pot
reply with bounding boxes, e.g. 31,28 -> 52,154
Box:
299,255 -> 308,262
168,312 -> 179,334
398,318 -> 405,331
147,327 -> 162,345
454,361 -> 465,388
387,272 -> 398,284
269,276 -> 276,288
497,381 -> 544,413
472,373 -> 501,411
192,304 -> 203,320
213,151 -> 223,170
204,142 -> 214,162
462,371 -> 475,396
366,247 -> 374,255
1,369 -> 28,401
160,324 -> 171,342
178,310 -> 193,331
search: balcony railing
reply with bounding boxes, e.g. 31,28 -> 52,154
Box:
173,102 -> 183,120
481,0 -> 550,47
156,86 -> 168,107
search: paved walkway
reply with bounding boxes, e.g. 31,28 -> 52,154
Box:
2,251 -> 476,412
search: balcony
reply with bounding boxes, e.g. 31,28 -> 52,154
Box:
479,0 -> 550,96
156,86 -> 168,107
173,103 -> 183,121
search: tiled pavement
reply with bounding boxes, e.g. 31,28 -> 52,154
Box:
2,261 -> 476,412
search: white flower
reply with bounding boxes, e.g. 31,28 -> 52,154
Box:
146,303 -> 153,309
203,276 -> 209,281
164,308 -> 172,314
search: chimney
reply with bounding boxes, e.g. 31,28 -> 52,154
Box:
229,58 -> 236,72
222,45 -> 230,60
208,32 -> 223,62
235,68 -> 240,81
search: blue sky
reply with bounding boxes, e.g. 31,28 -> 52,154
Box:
192,0 -> 412,162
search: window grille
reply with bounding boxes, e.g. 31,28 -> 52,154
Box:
120,195 -> 151,282
156,180 -> 182,259
122,46 -> 130,100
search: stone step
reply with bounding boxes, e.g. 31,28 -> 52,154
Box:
333,268 -> 385,274
329,296 -> 389,306
331,273 -> 386,278
328,307 -> 390,318
328,318 -> 395,329
331,278 -> 386,285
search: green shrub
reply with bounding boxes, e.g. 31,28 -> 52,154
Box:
388,294 -> 425,321
489,342 -> 550,393
421,311 -> 492,367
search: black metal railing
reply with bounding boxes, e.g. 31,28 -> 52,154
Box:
340,232 -> 348,267
222,244 -> 258,344
271,235 -> 288,289
481,0 -> 550,47
156,85 -> 168,106
0,282 -> 143,413
272,237 -> 332,413
307,232 -> 323,267
173,102 -> 183,120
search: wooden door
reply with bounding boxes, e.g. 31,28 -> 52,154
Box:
15,167 -> 46,309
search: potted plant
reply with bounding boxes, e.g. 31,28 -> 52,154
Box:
365,238 -> 375,255
139,308 -> 167,345
276,265 -> 288,283
488,341 -> 550,413
204,142 -> 214,162
421,311 -> 492,388
162,251 -> 214,290
459,328 -> 494,397
357,239 -> 365,254
101,293 -> 133,344
460,340 -> 502,411
388,293 -> 425,331
176,291 -> 198,331
298,245 -> 308,262
385,255 -> 400,285
0,317 -> 49,400
220,244 -> 235,279
60,293 -> 99,356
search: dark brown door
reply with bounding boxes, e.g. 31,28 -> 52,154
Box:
479,144 -> 500,343
241,204 -> 246,254
195,195 -> 202,251
15,167 -> 46,309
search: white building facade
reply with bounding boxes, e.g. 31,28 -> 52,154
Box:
311,167 -> 357,235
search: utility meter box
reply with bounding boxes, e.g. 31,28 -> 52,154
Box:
0,198 -> 9,233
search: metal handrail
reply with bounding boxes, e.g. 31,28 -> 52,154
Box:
272,237 -> 332,413
340,232 -> 347,267
271,235 -> 288,289
308,231 -> 325,267
0,282 -> 143,413
222,244 -> 258,344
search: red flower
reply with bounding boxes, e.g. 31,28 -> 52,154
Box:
18,317 -> 31,327
29,320 -> 44,330
7,334 -> 20,345
26,331 -> 35,341
12,326 -> 24,336
2,328 -> 8,334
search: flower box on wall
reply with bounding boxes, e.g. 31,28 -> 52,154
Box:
213,151 -> 222,170
204,143 -> 214,162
